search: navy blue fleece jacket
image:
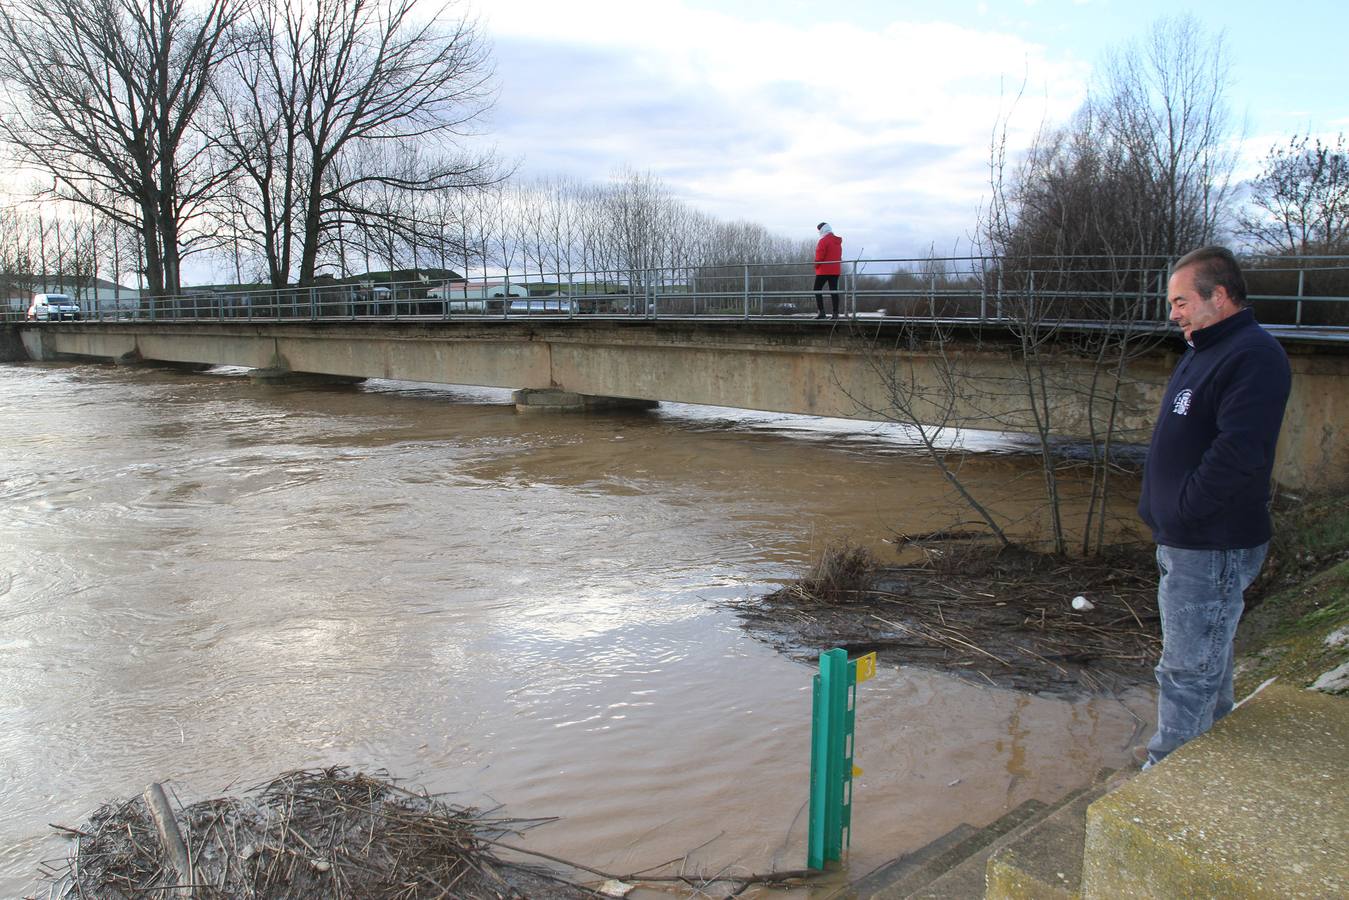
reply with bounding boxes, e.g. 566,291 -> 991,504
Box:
1138,308 -> 1291,550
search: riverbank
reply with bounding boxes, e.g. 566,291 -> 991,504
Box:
737,487 -> 1349,700
1235,489 -> 1349,696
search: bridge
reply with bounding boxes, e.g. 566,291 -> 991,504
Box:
12,311 -> 1349,492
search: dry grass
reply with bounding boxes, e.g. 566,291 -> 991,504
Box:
793,543 -> 879,605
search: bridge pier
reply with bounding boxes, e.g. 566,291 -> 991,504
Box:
513,388 -> 658,414
0,325 -> 28,362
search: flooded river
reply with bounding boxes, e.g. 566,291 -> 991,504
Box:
0,361 -> 1153,896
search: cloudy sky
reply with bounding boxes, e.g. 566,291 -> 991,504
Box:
478,0 -> 1348,261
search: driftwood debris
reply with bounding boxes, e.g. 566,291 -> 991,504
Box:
142,783 -> 193,899
40,767 -> 594,899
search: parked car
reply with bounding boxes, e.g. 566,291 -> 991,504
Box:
26,293 -> 82,321
444,298 -> 490,313
508,298 -> 578,314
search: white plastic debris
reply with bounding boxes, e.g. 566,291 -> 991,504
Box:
1071,595 -> 1094,612
598,880 -> 634,897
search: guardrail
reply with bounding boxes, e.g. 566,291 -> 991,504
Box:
5,255 -> 1348,329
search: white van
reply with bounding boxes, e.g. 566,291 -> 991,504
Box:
26,293 -> 82,321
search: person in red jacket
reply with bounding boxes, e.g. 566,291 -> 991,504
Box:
814,222 -> 843,319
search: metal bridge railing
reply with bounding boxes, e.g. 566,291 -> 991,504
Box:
6,255 -> 1349,330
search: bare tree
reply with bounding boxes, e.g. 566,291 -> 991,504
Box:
211,5 -> 306,287
0,0 -> 242,298
1099,14 -> 1236,258
957,16 -> 1236,554
420,187 -> 469,278
1240,133 -> 1349,257
423,169 -> 816,313
0,207 -> 40,307
93,202 -> 141,311
213,0 -> 498,286
987,16 -> 1235,289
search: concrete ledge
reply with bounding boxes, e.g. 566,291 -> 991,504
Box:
1082,684 -> 1347,898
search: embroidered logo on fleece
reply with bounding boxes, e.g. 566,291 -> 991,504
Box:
1172,388 -> 1193,416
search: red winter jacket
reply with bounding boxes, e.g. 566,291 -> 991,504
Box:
815,233 -> 842,275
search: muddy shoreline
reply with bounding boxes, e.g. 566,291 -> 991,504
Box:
735,543 -> 1163,696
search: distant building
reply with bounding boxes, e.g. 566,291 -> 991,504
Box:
2,276 -> 140,314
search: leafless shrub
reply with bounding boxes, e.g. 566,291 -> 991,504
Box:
796,543 -> 879,605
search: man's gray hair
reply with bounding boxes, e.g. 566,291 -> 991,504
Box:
1175,246 -> 1247,305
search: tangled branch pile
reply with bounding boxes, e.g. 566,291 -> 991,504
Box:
41,767 -> 591,899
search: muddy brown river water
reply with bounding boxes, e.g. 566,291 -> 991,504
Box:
0,361 -> 1153,897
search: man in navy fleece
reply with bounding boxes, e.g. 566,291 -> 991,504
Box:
1137,246 -> 1291,768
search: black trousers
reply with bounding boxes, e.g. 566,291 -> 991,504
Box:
813,274 -> 840,314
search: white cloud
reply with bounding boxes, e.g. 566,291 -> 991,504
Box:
480,0 -> 1090,257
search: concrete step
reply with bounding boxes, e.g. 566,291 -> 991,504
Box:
981,769 -> 1135,899
1081,684 -> 1348,898
904,787 -> 1098,900
850,790 -> 1086,899
982,784 -> 1112,899
846,823 -> 985,900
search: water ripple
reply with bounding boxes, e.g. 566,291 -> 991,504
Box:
0,361 -> 1147,898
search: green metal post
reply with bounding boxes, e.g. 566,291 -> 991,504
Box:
809,648 -> 862,870
809,662 -> 826,869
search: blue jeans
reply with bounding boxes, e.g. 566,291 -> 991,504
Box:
1145,543 -> 1267,768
